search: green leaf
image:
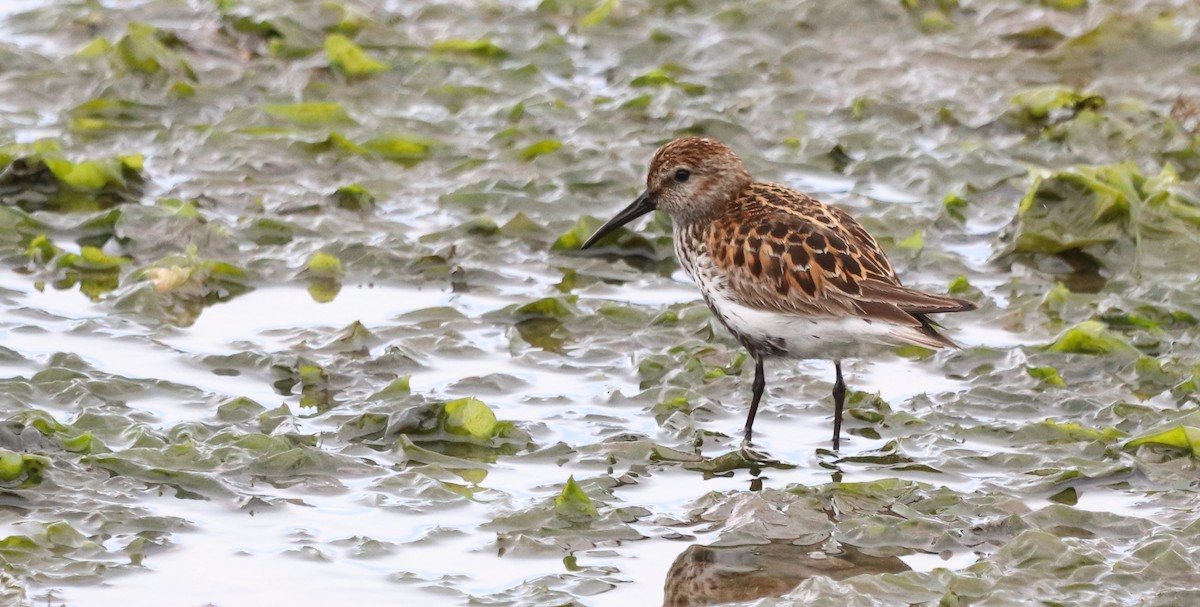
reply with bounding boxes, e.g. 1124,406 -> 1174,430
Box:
263,102 -> 353,125
56,246 -> 130,271
1048,487 -> 1078,505
1047,320 -> 1137,356
25,234 -> 62,264
42,157 -> 123,190
118,154 -> 144,172
898,230 -> 925,250
947,275 -> 971,294
943,192 -> 968,220
554,476 -> 598,520
1028,366 -> 1066,386
324,33 -> 389,76
1035,420 -> 1123,442
620,95 -> 653,111
298,364 -> 333,410
115,23 -> 196,80
520,139 -> 563,161
681,449 -> 773,474
307,131 -> 369,155
581,0 -> 619,27
513,297 -> 574,320
1010,86 -> 1104,125
1011,163 -> 1137,255
630,65 -> 706,94
246,218 -> 294,245
305,252 -> 344,303
631,68 -> 674,87
0,448 -> 25,482
217,397 -> 267,422
376,376 -> 411,395
362,136 -> 434,163
82,247 -> 130,269
452,468 -> 488,484
308,279 -> 342,303
442,397 -> 498,440
918,10 -> 953,32
67,98 -> 148,132
60,433 -> 97,453
170,81 -> 196,98
499,212 -> 549,239
306,251 -> 343,278
1042,0 -> 1087,11
430,38 -> 508,58
76,36 -> 112,59
457,216 -> 499,236
333,184 -> 375,211
1126,426 -> 1200,457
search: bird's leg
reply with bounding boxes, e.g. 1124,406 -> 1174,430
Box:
742,355 -> 766,446
831,360 -> 846,451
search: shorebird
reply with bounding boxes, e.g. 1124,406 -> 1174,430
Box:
582,137 -> 975,450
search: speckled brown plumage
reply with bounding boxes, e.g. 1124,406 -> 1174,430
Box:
699,181 -> 971,346
582,136 -> 976,450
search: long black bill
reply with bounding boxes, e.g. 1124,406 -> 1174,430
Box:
580,190 -> 655,250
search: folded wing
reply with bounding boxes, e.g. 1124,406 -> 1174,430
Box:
707,194 -> 976,349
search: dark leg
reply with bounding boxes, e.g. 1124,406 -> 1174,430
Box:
831,360 -> 846,450
742,355 -> 766,445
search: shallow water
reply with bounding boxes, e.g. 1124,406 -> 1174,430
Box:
2,1 -> 1200,606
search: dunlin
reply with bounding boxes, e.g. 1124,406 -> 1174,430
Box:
582,137 -> 975,450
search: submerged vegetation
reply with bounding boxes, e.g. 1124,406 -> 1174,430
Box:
0,0 -> 1199,605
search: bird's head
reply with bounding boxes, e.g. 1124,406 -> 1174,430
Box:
582,137 -> 751,249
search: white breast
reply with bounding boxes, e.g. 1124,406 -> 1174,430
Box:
705,289 -> 910,360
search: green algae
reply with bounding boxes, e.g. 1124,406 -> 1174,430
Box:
580,0 -> 619,27
21,236 -> 131,300
324,33 -> 389,76
430,38 -> 508,59
1027,365 -> 1067,387
113,23 -> 197,81
263,102 -> 354,125
123,250 -> 251,325
1126,426 -> 1200,458
443,397 -> 499,440
1007,162 -> 1200,274
519,139 -> 563,161
630,65 -> 706,95
512,296 -> 575,320
67,98 -> 155,133
305,251 -> 343,302
1010,87 -> 1106,126
0,141 -> 145,213
1047,321 -> 1138,356
1,0 -> 1199,605
554,476 -> 599,521
332,184 -> 375,211
301,131 -> 436,165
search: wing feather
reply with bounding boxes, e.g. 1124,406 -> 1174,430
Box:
705,184 -> 975,349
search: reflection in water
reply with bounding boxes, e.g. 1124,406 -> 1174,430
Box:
663,540 -> 909,607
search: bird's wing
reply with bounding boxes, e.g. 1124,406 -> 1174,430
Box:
705,193 -> 975,347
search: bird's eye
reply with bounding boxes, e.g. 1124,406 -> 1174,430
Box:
674,168 -> 691,183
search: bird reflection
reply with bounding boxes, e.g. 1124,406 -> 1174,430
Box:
663,540 -> 909,607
